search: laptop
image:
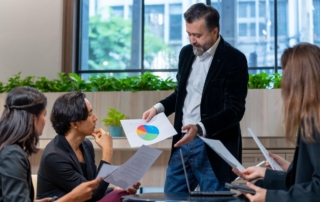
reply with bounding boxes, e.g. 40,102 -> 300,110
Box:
180,149 -> 235,196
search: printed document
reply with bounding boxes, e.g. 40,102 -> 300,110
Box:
199,136 -> 245,171
121,112 -> 177,147
248,128 -> 283,171
96,145 -> 162,189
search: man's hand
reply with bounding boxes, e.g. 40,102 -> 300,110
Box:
174,124 -> 198,147
142,107 -> 157,122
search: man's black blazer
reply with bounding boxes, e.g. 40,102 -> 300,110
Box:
37,135 -> 110,201
160,36 -> 248,183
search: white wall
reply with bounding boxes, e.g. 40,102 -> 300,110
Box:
0,0 -> 63,83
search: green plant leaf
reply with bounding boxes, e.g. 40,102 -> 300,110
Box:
102,107 -> 126,127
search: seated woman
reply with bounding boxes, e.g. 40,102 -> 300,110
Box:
233,43 -> 320,202
37,92 -> 139,202
0,86 -> 102,202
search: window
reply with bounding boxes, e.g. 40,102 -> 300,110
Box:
77,0 -> 320,78
169,4 -> 182,41
313,0 -> 320,46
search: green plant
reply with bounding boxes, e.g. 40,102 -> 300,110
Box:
0,72 -> 177,93
88,11 -> 169,70
271,73 -> 282,88
0,82 -> 4,93
248,72 -> 282,89
102,108 -> 126,127
4,72 -> 36,92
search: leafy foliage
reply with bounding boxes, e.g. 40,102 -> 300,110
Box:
0,71 -> 282,93
248,72 -> 281,89
88,12 -> 168,70
4,73 -> 36,92
271,73 -> 282,88
102,108 -> 126,127
0,82 -> 4,93
0,72 -> 177,93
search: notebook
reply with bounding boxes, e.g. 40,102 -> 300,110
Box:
179,149 -> 235,196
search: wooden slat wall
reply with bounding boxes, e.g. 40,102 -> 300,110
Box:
1,89 -> 290,187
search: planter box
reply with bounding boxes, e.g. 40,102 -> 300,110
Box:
0,89 -> 284,139
0,90 -> 289,187
241,89 -> 284,137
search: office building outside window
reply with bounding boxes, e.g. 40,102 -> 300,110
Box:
77,0 -> 320,79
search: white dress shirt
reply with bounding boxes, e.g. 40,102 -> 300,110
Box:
154,36 -> 221,137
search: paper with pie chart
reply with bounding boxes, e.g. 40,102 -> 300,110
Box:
121,112 -> 177,147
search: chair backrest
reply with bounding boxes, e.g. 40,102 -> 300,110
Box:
31,174 -> 37,199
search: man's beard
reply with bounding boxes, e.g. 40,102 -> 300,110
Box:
192,44 -> 205,56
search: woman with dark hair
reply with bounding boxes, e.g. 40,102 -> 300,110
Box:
0,86 -> 102,202
233,43 -> 320,201
37,92 -> 139,202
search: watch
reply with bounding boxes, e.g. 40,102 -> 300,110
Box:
196,124 -> 203,136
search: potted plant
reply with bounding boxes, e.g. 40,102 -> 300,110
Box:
102,108 -> 126,137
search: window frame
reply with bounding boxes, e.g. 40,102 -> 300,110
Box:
70,0 -> 284,77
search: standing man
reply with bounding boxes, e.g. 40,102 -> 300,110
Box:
143,3 -> 248,192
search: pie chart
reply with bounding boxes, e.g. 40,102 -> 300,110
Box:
136,125 -> 159,141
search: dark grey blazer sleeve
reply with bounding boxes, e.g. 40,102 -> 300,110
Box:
0,146 -> 32,202
266,133 -> 320,202
262,169 -> 288,190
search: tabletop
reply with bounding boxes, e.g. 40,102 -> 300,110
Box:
122,192 -> 249,202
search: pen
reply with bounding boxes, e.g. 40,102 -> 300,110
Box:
234,160 -> 265,181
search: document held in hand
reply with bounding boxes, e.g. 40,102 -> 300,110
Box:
199,136 -> 245,171
121,112 -> 177,147
247,128 -> 283,171
96,145 -> 162,189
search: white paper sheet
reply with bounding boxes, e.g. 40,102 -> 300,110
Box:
121,112 -> 177,147
97,145 -> 162,189
199,136 -> 245,171
96,164 -> 119,179
248,128 -> 283,171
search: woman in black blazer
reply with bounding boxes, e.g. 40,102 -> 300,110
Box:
233,43 -> 320,202
0,87 -> 101,202
37,92 -> 139,202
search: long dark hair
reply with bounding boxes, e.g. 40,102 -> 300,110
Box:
281,43 -> 320,142
0,86 -> 47,156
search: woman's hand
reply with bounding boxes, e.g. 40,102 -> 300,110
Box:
232,166 -> 266,181
114,182 -> 141,195
56,178 -> 102,202
265,152 -> 290,171
92,128 -> 113,162
127,182 -> 141,194
242,182 -> 266,202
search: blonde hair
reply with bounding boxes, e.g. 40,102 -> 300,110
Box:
281,43 -> 320,143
